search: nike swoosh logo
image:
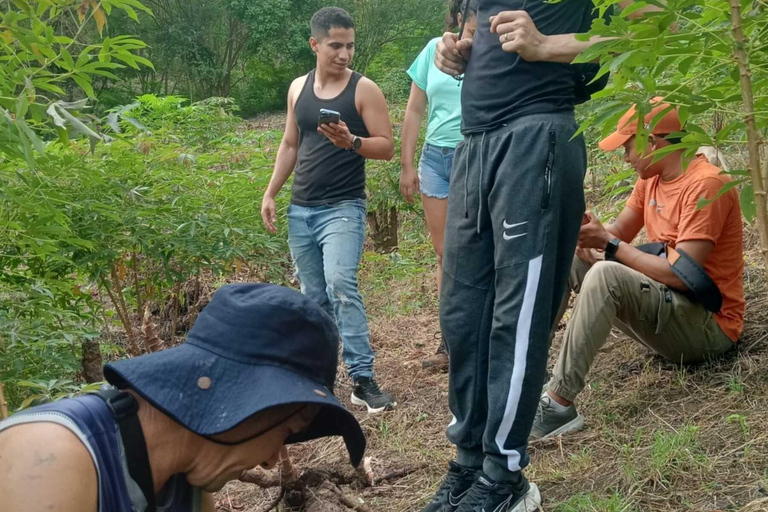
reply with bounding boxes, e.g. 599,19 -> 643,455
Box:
491,494 -> 515,512
502,232 -> 527,241
448,489 -> 469,507
502,220 -> 527,229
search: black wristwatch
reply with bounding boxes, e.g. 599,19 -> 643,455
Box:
605,237 -> 621,260
349,136 -> 362,153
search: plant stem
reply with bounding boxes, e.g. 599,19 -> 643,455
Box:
104,263 -> 141,356
0,382 -> 8,419
729,0 -> 768,280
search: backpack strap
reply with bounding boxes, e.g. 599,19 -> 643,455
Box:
96,388 -> 157,512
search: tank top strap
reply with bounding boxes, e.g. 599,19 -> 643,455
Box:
294,70 -> 315,109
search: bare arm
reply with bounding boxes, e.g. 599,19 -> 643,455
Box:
606,206 -> 645,243
0,423 -> 98,512
490,1 -> 665,64
261,77 -> 303,233
317,77 -> 395,161
356,77 -> 395,160
400,82 -> 427,202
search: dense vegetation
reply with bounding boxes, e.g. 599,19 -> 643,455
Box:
0,0 -> 766,422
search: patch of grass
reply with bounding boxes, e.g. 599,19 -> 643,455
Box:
569,447 -> 594,472
727,375 -> 746,393
650,425 -> 707,481
727,413 -> 750,438
553,492 -> 637,512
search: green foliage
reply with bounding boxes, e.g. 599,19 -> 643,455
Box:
554,492 -> 637,512
1,91 -> 296,409
91,0 -> 447,114
580,0 -> 768,223
0,280 -> 101,408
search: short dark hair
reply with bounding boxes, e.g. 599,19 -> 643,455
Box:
447,0 -> 478,30
311,7 -> 354,40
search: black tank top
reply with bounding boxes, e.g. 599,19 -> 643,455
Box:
291,69 -> 370,206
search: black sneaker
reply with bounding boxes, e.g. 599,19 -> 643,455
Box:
420,461 -> 478,512
351,377 -> 395,413
455,472 -> 540,512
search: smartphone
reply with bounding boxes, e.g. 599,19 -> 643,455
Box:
318,109 -> 341,126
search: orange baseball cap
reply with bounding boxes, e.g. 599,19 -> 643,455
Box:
598,97 -> 682,151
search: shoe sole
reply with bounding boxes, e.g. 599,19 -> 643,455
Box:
539,414 -> 585,439
350,392 -> 395,414
511,483 -> 541,512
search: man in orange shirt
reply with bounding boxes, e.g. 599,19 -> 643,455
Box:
531,99 -> 745,439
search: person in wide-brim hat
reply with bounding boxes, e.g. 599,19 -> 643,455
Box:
0,283 -> 365,512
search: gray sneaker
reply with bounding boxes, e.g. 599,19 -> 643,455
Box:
529,394 -> 584,439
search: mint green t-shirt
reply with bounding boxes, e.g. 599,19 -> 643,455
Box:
406,37 -> 463,149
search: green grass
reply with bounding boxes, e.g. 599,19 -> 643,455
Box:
650,425 -> 707,481
553,492 -> 637,512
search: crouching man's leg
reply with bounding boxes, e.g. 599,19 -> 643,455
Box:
533,261 -> 733,439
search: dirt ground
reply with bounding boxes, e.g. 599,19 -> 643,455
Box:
214,226 -> 768,512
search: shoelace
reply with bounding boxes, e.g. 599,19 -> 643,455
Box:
359,379 -> 382,396
432,470 -> 463,502
534,395 -> 553,423
461,478 -> 528,511
458,478 -> 492,510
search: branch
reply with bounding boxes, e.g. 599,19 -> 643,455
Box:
327,483 -> 373,512
260,487 -> 286,512
372,463 -> 428,485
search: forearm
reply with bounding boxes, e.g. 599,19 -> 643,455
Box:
265,143 -> 297,198
606,223 -> 633,244
400,108 -> 422,169
358,136 -> 394,161
613,242 -> 687,291
538,34 -> 610,63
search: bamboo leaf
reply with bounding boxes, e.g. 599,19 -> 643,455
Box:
740,184 -> 755,224
91,3 -> 106,36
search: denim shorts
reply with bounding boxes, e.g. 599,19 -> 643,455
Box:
418,143 -> 455,199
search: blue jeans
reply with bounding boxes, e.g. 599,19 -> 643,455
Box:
287,199 -> 374,379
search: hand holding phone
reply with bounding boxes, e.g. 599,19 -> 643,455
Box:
318,108 -> 341,127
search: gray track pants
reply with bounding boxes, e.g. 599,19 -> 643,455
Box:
440,112 -> 587,480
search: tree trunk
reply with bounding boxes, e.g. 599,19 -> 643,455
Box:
81,338 -> 104,383
729,0 -> 768,280
366,206 -> 399,253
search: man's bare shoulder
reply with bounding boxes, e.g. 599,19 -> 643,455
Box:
355,75 -> 384,96
0,421 -> 98,512
288,75 -> 310,99
354,75 -> 387,110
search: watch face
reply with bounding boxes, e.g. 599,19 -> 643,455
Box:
353,137 -> 362,150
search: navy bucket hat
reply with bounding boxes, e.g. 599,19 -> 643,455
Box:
103,283 -> 366,466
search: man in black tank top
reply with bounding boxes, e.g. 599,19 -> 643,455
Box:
417,3 -> 663,512
261,7 -> 396,414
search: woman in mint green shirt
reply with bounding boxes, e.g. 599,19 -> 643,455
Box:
400,0 -> 477,367
400,0 -> 477,291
